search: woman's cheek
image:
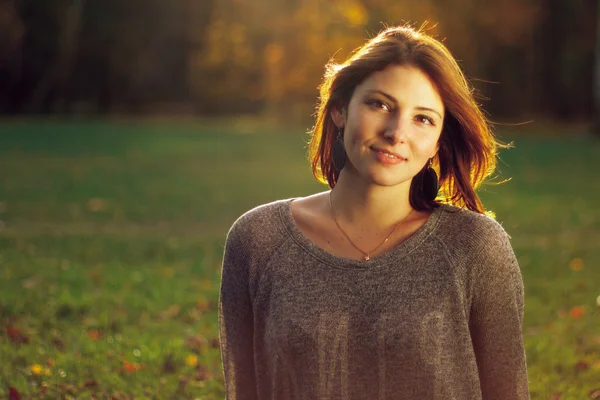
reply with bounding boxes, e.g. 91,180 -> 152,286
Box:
413,140 -> 432,158
415,132 -> 440,157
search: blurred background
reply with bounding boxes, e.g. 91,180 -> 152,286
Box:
0,0 -> 597,125
1,1 -> 599,399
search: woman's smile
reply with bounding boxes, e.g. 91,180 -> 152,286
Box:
371,146 -> 407,165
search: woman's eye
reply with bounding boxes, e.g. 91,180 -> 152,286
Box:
416,115 -> 435,126
367,100 -> 391,112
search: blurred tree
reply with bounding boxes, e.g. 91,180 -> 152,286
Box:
0,0 -> 595,125
75,0 -> 188,113
537,0 -> 595,120
3,0 -> 63,113
594,0 -> 600,136
28,0 -> 84,112
0,0 -> 25,112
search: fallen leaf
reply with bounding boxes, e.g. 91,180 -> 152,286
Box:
569,258 -> 584,271
195,298 -> 210,312
210,337 -> 220,349
178,375 -> 189,391
6,325 -> 29,344
58,383 -> 77,394
569,306 -> 585,319
9,387 -> 21,400
120,361 -> 144,373
575,360 -> 590,372
194,363 -> 212,381
185,354 -> 198,367
185,334 -> 208,352
182,308 -> 202,323
161,304 -> 180,319
46,358 -> 55,367
84,380 -> 98,389
88,330 -> 103,340
52,337 -> 65,351
589,388 -> 600,399
39,382 -> 48,395
549,393 -> 561,400
21,277 -> 38,289
87,198 -> 108,212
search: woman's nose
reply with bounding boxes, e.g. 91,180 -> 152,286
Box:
383,115 -> 408,144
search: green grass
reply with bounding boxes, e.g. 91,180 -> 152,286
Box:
0,120 -> 599,399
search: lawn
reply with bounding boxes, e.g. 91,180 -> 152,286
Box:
0,119 -> 598,399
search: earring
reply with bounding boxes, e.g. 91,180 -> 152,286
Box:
332,128 -> 346,171
423,158 -> 439,201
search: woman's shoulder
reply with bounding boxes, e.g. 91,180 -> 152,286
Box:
434,205 -> 519,277
436,203 -> 513,250
225,198 -> 293,246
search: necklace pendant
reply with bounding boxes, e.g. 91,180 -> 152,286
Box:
364,255 -> 370,261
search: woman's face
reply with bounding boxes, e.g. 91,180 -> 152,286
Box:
333,64 -> 445,188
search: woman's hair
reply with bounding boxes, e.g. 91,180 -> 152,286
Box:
309,24 -> 504,214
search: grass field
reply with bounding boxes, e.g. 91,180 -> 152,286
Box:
0,119 -> 599,399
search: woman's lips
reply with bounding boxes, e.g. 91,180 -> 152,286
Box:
371,147 -> 407,164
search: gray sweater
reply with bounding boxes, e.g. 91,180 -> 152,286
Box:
219,199 -> 529,400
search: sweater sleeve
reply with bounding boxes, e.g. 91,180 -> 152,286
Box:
469,221 -> 530,400
219,221 -> 259,400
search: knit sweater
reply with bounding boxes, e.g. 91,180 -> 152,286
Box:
219,198 -> 529,400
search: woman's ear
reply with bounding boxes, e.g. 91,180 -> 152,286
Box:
330,106 -> 346,129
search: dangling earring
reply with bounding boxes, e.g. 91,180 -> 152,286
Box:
423,158 -> 439,201
332,128 -> 346,171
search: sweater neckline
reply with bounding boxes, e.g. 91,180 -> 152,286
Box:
279,197 -> 446,269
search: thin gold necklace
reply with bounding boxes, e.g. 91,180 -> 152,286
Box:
328,191 -> 413,261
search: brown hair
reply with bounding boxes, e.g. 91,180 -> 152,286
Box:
309,25 -> 504,214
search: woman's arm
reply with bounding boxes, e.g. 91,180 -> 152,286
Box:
219,223 -> 259,400
469,225 -> 530,400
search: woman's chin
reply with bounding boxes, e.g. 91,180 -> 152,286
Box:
363,171 -> 414,188
339,163 -> 415,188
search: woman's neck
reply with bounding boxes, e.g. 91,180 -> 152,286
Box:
330,170 -> 414,230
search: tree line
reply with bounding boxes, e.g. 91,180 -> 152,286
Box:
0,0 -> 596,124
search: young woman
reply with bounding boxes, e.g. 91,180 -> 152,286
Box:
219,25 -> 529,400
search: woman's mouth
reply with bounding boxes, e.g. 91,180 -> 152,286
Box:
371,147 -> 406,164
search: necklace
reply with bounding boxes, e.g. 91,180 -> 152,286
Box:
328,191 -> 413,261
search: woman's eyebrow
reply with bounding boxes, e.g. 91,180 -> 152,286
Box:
364,89 -> 398,104
364,89 -> 443,119
415,106 -> 443,119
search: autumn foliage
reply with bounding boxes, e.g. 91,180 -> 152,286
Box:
0,0 -> 595,122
